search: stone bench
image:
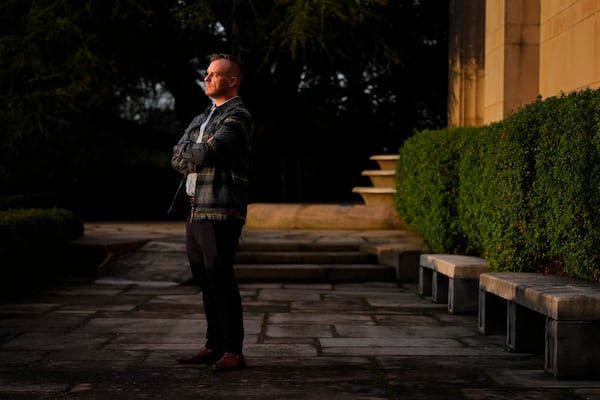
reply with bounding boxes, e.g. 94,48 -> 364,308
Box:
478,272 -> 600,379
418,254 -> 488,314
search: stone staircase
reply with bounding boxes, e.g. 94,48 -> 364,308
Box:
352,154 -> 399,207
82,155 -> 423,286
234,232 -> 397,282
88,222 -> 425,286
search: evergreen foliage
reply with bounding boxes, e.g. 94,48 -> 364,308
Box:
396,89 -> 600,282
0,0 -> 449,211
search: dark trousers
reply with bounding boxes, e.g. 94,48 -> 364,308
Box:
185,219 -> 244,354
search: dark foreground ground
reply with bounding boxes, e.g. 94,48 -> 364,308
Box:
1,222 -> 600,400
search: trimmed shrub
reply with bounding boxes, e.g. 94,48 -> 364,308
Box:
396,127 -> 466,253
395,88 -> 600,282
0,208 -> 84,294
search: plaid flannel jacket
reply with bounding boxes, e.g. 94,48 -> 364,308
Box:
171,97 -> 252,222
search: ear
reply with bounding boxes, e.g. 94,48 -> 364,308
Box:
229,76 -> 237,87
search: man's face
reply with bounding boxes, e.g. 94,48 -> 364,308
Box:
204,59 -> 235,99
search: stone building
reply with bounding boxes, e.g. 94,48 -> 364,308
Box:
448,0 -> 600,127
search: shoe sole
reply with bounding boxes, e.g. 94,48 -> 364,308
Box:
176,353 -> 223,365
212,360 -> 246,371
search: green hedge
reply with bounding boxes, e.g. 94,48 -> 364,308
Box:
0,208 -> 84,294
395,127 -> 466,253
396,89 -> 600,281
0,208 -> 83,248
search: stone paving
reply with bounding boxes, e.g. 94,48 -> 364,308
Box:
1,222 -> 600,399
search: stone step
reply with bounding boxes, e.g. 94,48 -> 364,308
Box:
234,263 -> 396,282
370,154 -> 400,170
361,169 -> 396,187
237,240 -> 397,282
141,240 -> 366,253
351,187 -> 396,207
76,221 -> 427,284
351,187 -> 396,194
235,250 -> 377,264
97,236 -> 398,283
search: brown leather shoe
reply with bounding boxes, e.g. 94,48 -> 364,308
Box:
176,348 -> 223,364
212,352 -> 246,371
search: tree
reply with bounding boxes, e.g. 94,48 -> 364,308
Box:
0,0 -> 448,216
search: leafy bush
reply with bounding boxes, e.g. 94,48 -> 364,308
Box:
396,128 -> 466,253
0,208 -> 84,294
396,89 -> 600,281
0,192 -> 75,211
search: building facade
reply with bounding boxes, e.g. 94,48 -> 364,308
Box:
449,0 -> 600,127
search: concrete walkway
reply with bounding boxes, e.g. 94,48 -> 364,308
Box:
1,221 -> 600,399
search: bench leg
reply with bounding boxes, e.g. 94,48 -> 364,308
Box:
432,271 -> 449,304
546,319 -> 600,379
507,302 -> 545,353
418,266 -> 433,296
448,278 -> 479,314
478,289 -> 506,335
396,250 -> 421,282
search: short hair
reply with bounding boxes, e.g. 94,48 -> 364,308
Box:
209,53 -> 245,82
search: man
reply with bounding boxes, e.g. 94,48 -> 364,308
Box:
171,53 -> 252,371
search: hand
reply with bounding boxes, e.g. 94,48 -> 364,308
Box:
173,144 -> 182,156
174,141 -> 192,154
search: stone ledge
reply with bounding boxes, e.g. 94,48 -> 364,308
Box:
246,203 -> 405,230
370,154 -> 400,170
361,170 -> 396,188
351,187 -> 396,207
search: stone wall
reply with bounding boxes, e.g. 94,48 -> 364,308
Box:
448,0 -> 600,127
